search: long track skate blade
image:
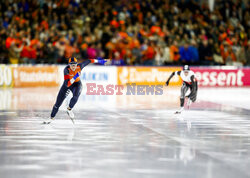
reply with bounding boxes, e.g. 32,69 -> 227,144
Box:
69,117 -> 75,124
67,112 -> 75,124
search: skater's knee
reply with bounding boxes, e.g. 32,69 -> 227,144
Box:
180,98 -> 184,107
71,95 -> 79,103
53,105 -> 59,109
191,97 -> 196,102
73,95 -> 79,100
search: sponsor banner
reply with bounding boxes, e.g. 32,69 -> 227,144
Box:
117,67 -> 182,85
80,66 -> 117,97
13,66 -> 60,87
3,65 -> 249,88
80,66 -> 117,85
192,68 -> 250,87
58,66 -> 117,86
0,65 -> 13,87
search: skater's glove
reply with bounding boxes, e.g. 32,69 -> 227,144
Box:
166,81 -> 169,86
90,57 -> 108,65
97,57 -> 108,65
69,72 -> 80,84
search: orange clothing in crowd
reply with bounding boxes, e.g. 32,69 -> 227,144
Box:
150,26 -> 162,35
29,46 -> 37,59
40,20 -> 49,30
129,39 -> 140,49
224,51 -> 236,62
110,20 -> 119,28
57,0 -> 70,7
138,12 -> 143,24
20,45 -> 29,58
105,41 -> 115,50
30,39 -> 39,46
119,32 -> 128,39
15,16 -> 26,25
220,44 -> 236,62
219,32 -> 227,41
170,45 -> 180,61
143,46 -> 156,60
81,43 -> 88,50
139,29 -> 148,36
65,45 -> 79,59
6,37 -> 15,49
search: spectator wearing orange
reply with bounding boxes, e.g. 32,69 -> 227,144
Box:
170,41 -> 180,63
220,42 -> 237,64
224,46 -> 237,64
0,0 -> 248,66
5,33 -> 15,49
65,41 -> 79,59
142,41 -> 156,66
28,44 -> 37,65
20,41 -> 30,63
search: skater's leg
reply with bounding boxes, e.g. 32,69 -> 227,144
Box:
175,83 -> 189,114
66,82 -> 82,122
189,81 -> 198,102
180,83 -> 189,107
69,82 -> 82,109
51,85 -> 68,118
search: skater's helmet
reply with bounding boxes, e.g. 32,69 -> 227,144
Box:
183,65 -> 190,71
69,57 -> 78,64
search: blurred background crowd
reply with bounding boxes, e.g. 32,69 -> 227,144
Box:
0,0 -> 249,66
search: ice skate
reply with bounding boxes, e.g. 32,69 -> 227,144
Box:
187,98 -> 192,109
175,107 -> 184,114
43,117 -> 54,124
67,108 -> 75,124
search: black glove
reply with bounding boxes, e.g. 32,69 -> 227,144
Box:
166,81 -> 169,86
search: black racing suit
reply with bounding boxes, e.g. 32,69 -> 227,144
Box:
166,71 -> 198,107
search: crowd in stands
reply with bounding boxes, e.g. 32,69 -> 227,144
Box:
0,0 -> 249,66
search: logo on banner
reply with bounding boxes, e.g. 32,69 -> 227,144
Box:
117,67 -> 182,85
0,65 -> 12,87
194,69 -> 245,87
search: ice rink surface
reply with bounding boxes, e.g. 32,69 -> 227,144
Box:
0,87 -> 250,178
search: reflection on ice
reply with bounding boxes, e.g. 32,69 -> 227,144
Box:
0,87 -> 250,178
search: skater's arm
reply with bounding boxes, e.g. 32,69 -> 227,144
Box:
166,71 -> 181,86
63,68 -> 71,87
79,58 -> 108,70
78,59 -> 92,70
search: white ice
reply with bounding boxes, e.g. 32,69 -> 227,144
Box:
0,87 -> 250,178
